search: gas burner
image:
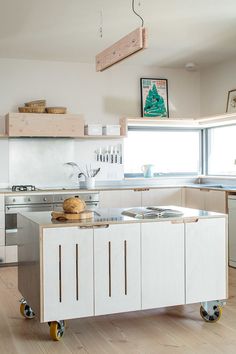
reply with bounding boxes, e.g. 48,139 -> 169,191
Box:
12,185 -> 37,192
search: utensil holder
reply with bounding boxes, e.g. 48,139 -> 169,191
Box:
85,177 -> 95,189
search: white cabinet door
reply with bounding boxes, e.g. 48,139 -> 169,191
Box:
42,227 -> 94,322
142,188 -> 182,207
5,245 -> 17,263
141,221 -> 185,309
185,217 -> 227,304
94,223 -> 141,315
0,246 -> 5,264
99,189 -> 142,208
0,228 -> 4,246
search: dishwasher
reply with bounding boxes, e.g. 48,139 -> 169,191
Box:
228,195 -> 236,267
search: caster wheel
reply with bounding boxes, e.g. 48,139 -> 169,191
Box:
50,321 -> 65,341
200,305 -> 222,323
20,303 -> 35,319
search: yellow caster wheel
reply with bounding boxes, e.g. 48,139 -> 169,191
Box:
200,305 -> 222,323
20,302 -> 35,319
50,321 -> 65,341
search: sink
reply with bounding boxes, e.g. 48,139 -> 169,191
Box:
202,184 -> 224,188
122,207 -> 184,219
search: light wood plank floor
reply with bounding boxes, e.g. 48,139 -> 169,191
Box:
0,266 -> 236,354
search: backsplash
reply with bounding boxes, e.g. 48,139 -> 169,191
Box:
8,138 -> 124,188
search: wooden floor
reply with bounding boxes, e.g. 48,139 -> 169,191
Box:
0,267 -> 236,354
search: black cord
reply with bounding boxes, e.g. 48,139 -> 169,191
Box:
132,0 -> 144,27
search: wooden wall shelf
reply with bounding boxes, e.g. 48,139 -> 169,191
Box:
125,113 -> 236,128
6,113 -> 85,137
1,114 -> 127,139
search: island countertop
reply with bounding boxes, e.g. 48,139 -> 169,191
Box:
18,206 -> 227,229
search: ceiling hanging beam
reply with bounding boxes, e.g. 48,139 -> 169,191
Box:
96,27 -> 148,72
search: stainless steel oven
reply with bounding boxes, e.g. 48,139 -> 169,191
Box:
4,192 -> 99,247
5,195 -> 54,246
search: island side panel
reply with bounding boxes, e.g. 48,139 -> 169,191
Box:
185,217 -> 227,304
18,214 -> 41,317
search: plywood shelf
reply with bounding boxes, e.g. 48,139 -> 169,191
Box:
125,113 -> 236,128
3,114 -> 127,139
6,113 -> 85,137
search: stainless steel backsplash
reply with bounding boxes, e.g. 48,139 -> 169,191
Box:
9,138 -> 75,187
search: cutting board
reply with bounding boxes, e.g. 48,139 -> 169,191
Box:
51,210 -> 93,221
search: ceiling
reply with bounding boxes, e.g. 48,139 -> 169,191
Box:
0,0 -> 236,68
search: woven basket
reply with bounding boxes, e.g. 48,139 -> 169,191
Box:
18,106 -> 46,113
46,107 -> 67,114
25,100 -> 46,107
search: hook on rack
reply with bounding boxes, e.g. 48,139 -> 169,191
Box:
132,0 -> 144,27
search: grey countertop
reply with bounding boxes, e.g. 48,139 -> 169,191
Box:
1,183 -> 236,195
18,206 -> 226,229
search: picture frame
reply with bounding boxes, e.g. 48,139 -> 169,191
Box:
140,78 -> 169,118
226,89 -> 236,113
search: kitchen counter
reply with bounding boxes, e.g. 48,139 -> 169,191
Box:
2,181 -> 236,195
0,183 -> 236,195
19,206 -> 225,229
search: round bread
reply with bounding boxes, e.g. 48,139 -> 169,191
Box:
63,197 -> 86,214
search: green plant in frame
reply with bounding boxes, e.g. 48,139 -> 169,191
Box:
144,84 -> 167,117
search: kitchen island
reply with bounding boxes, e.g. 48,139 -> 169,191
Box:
17,206 -> 228,341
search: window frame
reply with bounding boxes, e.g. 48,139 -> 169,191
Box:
205,123 -> 236,176
124,126 -> 204,178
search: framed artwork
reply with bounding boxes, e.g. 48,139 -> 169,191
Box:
140,78 -> 169,118
226,89 -> 236,113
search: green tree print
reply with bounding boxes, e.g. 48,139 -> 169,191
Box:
144,84 -> 167,117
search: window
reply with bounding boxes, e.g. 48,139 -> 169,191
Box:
124,127 -> 202,176
207,125 -> 236,175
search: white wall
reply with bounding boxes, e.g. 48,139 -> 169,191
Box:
0,58 -> 200,186
200,58 -> 236,116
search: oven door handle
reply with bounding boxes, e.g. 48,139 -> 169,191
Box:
5,229 -> 18,234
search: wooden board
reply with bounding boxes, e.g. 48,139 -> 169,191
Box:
51,210 -> 93,221
96,27 -> 148,72
5,113 -> 85,137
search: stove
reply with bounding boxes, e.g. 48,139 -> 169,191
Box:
11,185 -> 37,192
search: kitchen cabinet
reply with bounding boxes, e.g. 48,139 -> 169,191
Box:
185,188 -> 226,213
141,221 -> 185,309
142,187 -> 183,207
42,227 -> 94,322
17,208 -> 227,340
99,189 -> 142,208
0,195 -> 4,246
5,245 -> 17,263
94,223 -> 141,315
0,246 -> 5,264
99,187 -> 183,208
185,217 -> 227,304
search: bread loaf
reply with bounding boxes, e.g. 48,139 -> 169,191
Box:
63,197 -> 86,214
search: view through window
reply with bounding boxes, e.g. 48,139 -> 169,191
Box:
207,125 -> 236,175
124,128 -> 201,176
